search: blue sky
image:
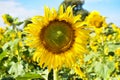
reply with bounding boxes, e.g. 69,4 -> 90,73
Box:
0,0 -> 120,27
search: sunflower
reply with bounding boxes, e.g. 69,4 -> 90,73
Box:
0,27 -> 5,40
25,6 -> 89,70
85,11 -> 107,28
2,14 -> 13,26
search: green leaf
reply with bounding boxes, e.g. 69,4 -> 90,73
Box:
102,65 -> 109,79
94,61 -> 115,79
106,61 -> 115,77
0,48 -> 3,53
84,53 -> 94,62
16,22 -> 23,26
16,73 -> 44,80
0,51 -> 7,61
8,61 -> 24,78
10,39 -> 20,51
108,42 -> 120,52
94,62 -> 107,79
94,62 -> 104,76
2,42 -> 11,50
84,52 -> 100,62
102,62 -> 115,80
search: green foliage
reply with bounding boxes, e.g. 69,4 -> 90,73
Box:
0,15 -> 46,80
16,73 -> 43,80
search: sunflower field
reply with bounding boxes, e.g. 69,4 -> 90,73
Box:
0,0 -> 120,80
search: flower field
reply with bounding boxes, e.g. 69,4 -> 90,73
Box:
0,1 -> 120,80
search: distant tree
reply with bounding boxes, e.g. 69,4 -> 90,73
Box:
60,0 -> 89,20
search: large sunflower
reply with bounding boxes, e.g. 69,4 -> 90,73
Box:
25,6 -> 89,70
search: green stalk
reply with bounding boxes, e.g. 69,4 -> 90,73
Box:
53,69 -> 58,80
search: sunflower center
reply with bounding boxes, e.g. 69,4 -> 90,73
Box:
41,20 -> 74,53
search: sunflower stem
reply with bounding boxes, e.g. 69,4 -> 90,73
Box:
53,69 -> 58,80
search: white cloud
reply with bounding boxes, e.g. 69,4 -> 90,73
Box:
0,0 -> 43,27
